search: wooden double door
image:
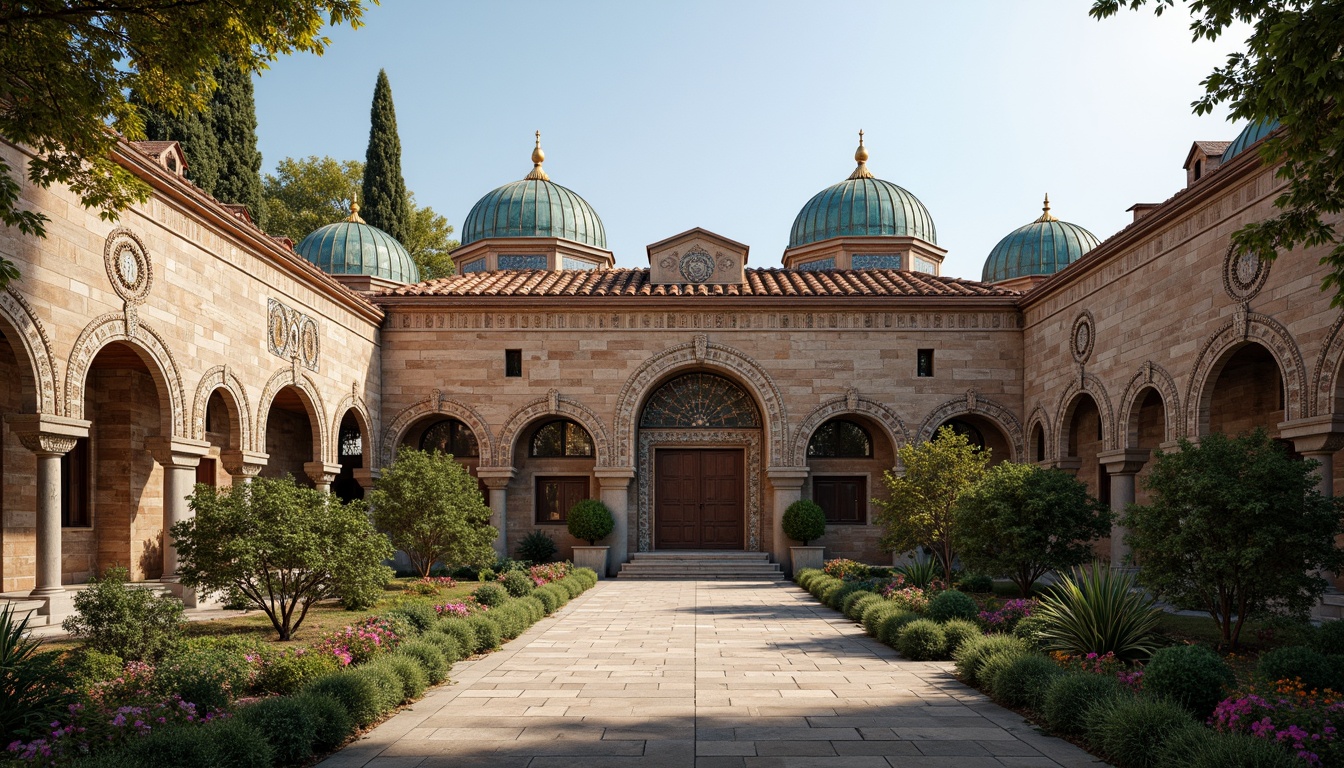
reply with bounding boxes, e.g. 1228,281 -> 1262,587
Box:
654,448 -> 745,549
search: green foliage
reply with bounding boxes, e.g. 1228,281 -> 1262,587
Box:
827,582 -> 867,611
1314,620 -> 1344,656
293,692 -> 354,753
254,648 -> 340,696
207,59 -> 265,227
794,568 -> 823,589
567,499 -> 615,545
538,582 -> 570,609
399,641 -> 449,685
176,476 -> 394,640
978,647 -> 1032,696
843,591 -> 883,621
403,193 -> 460,280
206,716 -> 278,768
782,500 -> 827,545
1042,672 -> 1124,736
1256,645 -> 1342,692
156,636 -> 262,709
478,567 -> 496,583
0,606 -> 74,745
518,596 -> 546,623
65,648 -> 124,690
1036,562 -> 1163,662
926,589 -> 979,623
953,634 -> 1032,686
419,629 -> 463,664
877,611 -> 921,646
518,530 -> 559,564
875,426 -> 990,583
1142,645 -> 1235,720
502,570 -> 535,598
991,654 -> 1064,710
355,661 -> 404,714
304,670 -> 383,729
374,654 -> 428,701
558,576 -> 585,598
436,618 -> 480,656
940,619 -> 982,655
473,583 -> 509,607
861,601 -> 902,637
263,155 -> 362,241
120,721 -> 248,768
238,694 -> 317,765
1124,431 -> 1344,647
361,70 -> 409,244
1156,724 -> 1297,768
488,604 -> 527,640
953,462 -> 1111,597
894,557 -> 941,590
1092,0 -> 1344,308
533,585 -> 560,614
385,601 -> 437,634
466,614 -> 502,652
371,447 -> 497,577
1083,695 -> 1193,768
62,566 -> 184,662
896,619 -> 948,661
134,88 -> 220,195
1013,614 -> 1051,647
956,573 -> 994,593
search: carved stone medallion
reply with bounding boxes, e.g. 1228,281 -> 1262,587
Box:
678,247 -> 716,283
104,229 -> 153,304
1070,310 -> 1095,364
1223,243 -> 1269,301
267,297 -> 320,371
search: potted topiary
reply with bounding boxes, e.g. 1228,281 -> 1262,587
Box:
567,499 -> 615,579
783,499 -> 827,575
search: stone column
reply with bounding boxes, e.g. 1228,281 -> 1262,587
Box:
766,467 -> 809,572
352,468 -> 381,495
596,468 -> 636,577
148,437 -> 210,580
303,461 -> 342,494
477,468 -> 517,559
6,414 -> 89,613
220,449 -> 267,484
1280,416 -> 1344,498
1097,448 -> 1150,565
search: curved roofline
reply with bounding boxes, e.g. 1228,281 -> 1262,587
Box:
982,218 -> 1099,283
461,178 -> 607,249
788,176 -> 937,248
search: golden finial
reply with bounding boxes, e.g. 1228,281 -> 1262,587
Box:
346,192 -> 365,224
525,130 -> 550,181
849,129 -> 874,180
1036,193 -> 1058,223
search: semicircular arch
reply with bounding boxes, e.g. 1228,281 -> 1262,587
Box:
1026,405 -> 1054,463
256,368 -> 328,463
1117,362 -> 1181,447
497,391 -> 611,468
791,393 -> 908,465
1055,375 -> 1115,457
0,287 -> 60,414
66,313 -> 185,437
331,391 -> 374,467
382,395 -> 496,467
915,390 -> 1024,461
1310,310 -> 1344,416
190,366 -> 252,451
1186,313 -> 1306,437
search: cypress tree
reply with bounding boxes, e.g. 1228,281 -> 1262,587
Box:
131,90 -> 222,196
361,69 -> 410,242
209,59 -> 266,228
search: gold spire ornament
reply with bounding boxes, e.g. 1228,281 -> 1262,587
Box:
849,129 -> 874,180
525,131 -> 550,181
1036,193 -> 1058,223
346,193 -> 365,223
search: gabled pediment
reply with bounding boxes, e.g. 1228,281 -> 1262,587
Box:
646,228 -> 749,285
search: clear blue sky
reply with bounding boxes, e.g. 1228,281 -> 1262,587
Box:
252,0 -> 1247,280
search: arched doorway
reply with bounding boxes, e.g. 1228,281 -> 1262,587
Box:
332,411 -> 366,502
1127,388 -> 1166,506
200,390 -> 242,487
935,415 -> 1012,466
638,372 -> 762,551
261,386 -> 321,486
803,416 -> 893,560
1206,343 -> 1286,441
512,417 -> 596,560
1030,422 -> 1048,463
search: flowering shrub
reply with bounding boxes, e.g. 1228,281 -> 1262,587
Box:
313,616 -> 402,666
528,562 -> 573,586
434,600 -> 481,619
1050,650 -> 1126,677
1211,679 -> 1344,767
882,580 -> 930,613
1116,668 -> 1144,692
6,695 -> 227,764
406,576 -> 458,596
979,599 -> 1036,632
823,559 -> 870,581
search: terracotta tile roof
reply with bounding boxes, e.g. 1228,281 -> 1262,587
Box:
129,140 -> 179,158
1194,140 -> 1232,155
378,268 -> 1018,299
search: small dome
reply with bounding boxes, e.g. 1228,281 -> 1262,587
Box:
461,133 -> 607,249
1221,119 -> 1280,163
296,204 -> 419,283
789,132 -> 937,248
982,195 -> 1099,283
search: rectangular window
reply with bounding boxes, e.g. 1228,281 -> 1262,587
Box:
917,349 -> 935,377
505,349 -> 522,377
814,476 -> 866,524
535,476 -> 590,524
61,438 -> 90,528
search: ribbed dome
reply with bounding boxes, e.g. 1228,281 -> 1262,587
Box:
461,178 -> 606,248
982,196 -> 1099,283
296,211 -> 419,284
1221,119 -> 1280,163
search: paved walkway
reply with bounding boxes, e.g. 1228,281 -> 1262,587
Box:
319,580 -> 1103,768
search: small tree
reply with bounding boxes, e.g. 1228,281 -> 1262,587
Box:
61,565 -> 184,662
874,425 -> 989,584
173,476 -> 394,641
782,500 -> 827,545
370,447 -> 497,577
953,462 -> 1112,597
1124,430 -> 1344,647
567,499 -> 614,546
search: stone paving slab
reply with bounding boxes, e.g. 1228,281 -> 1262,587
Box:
318,580 -> 1105,768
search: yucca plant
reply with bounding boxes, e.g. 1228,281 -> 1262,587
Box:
895,555 -> 941,589
0,605 -> 74,744
1035,561 -> 1163,662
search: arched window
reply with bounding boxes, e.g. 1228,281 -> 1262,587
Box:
1032,424 -> 1046,462
807,419 -> 872,458
530,419 -> 594,458
639,372 -> 760,429
420,419 -> 479,458
339,419 -> 363,459
943,418 -> 985,450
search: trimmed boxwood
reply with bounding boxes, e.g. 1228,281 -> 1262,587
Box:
1313,620 -> 1344,656
795,568 -> 823,590
953,634 -> 1031,686
120,723 -> 232,767
861,600 -> 900,636
573,568 -> 599,588
293,691 -> 355,753
827,582 -> 866,611
518,595 -> 547,623
420,628 -> 463,664
990,654 -> 1063,710
438,617 -> 483,655
399,640 -> 449,685
370,654 -> 428,701
844,591 -> 883,621
355,662 -> 405,715
304,670 -> 384,729
940,619 -> 981,655
567,499 -> 614,545
1083,695 -> 1193,768
877,610 -> 921,647
385,601 -> 436,633
926,589 -> 979,622
1042,672 -> 1124,736
466,614 -> 503,652
559,576 -> 585,598
978,648 -> 1032,696
237,694 -> 318,765
782,499 -> 826,545
205,716 -> 279,768
896,619 -> 948,661
533,586 -> 561,614
818,579 -> 848,606
501,570 -> 534,597
1143,644 -> 1236,719
472,582 -> 509,607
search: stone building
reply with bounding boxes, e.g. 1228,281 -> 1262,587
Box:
1,119 -> 1341,620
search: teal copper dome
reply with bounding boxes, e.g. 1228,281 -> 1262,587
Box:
296,203 -> 420,283
788,132 -> 937,248
1221,119 -> 1280,163
461,133 -> 607,249
982,195 -> 1099,283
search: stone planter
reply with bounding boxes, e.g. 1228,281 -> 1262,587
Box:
572,545 -> 609,579
789,545 -> 825,576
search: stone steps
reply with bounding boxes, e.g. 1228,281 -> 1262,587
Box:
618,551 -> 784,581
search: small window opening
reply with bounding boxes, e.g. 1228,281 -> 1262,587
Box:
505,349 -> 522,377
916,349 -> 935,378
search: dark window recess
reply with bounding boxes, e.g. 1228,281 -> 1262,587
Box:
807,419 -> 872,458
944,418 -> 985,450
1034,429 -> 1046,462
420,419 -> 479,458
1097,464 -> 1112,508
505,349 -> 523,377
530,420 -> 595,458
61,438 -> 90,527
195,457 -> 217,487
535,476 -> 589,523
814,476 -> 865,524
917,349 -> 935,377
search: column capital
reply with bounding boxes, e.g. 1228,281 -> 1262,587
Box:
352,468 -> 381,490
476,467 -> 517,490
6,413 -> 89,456
766,466 -> 809,489
304,461 -> 342,487
220,449 -> 268,478
1097,448 -> 1151,476
595,467 -> 636,489
1278,415 -> 1344,454
1053,457 -> 1082,474
148,436 -> 210,468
